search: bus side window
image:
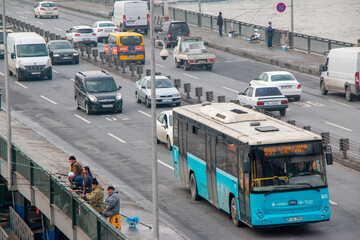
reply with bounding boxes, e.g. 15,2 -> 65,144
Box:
216,138 -> 227,171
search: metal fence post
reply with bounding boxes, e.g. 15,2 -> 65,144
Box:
339,138 -> 349,159
321,132 -> 330,145
184,83 -> 191,99
195,87 -> 203,103
205,91 -> 213,102
287,120 -> 296,126
307,36 -> 311,53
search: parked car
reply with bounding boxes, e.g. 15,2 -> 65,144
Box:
156,110 -> 173,150
237,86 -> 288,116
47,40 -> 79,65
66,26 -> 97,47
135,76 -> 181,108
249,71 -> 302,101
156,21 -> 190,48
34,1 -> 59,19
91,21 -> 118,42
74,70 -> 123,115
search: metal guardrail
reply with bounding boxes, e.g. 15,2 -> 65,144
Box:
0,225 -> 9,240
153,5 -> 354,54
9,207 -> 34,240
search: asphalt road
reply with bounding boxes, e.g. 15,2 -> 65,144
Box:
0,0 -> 360,239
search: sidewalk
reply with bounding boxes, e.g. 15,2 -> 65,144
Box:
56,0 -> 326,77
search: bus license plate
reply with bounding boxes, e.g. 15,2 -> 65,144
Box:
286,216 -> 303,222
102,104 -> 113,108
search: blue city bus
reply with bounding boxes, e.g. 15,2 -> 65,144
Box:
172,102 -> 333,227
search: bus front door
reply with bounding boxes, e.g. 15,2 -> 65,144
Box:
179,121 -> 188,187
206,134 -> 218,208
238,151 -> 250,224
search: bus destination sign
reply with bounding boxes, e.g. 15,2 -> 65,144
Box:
260,144 -> 312,157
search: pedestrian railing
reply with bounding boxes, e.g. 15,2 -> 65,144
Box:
0,225 -> 9,240
9,207 -> 34,240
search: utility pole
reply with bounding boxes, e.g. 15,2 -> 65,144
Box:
2,0 -> 12,188
290,0 -> 294,49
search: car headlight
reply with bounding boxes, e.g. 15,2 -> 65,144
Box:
116,93 -> 122,101
73,52 -> 79,56
53,54 -> 60,57
88,95 -> 97,102
18,60 -> 25,69
173,93 -> 181,97
46,58 -> 51,67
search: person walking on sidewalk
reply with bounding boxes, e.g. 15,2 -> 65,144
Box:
266,21 -> 274,47
102,186 -> 120,218
68,155 -> 84,177
83,166 -> 93,195
85,178 -> 104,213
217,12 -> 223,36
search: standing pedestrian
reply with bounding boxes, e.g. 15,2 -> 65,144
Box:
68,155 -> 84,177
85,178 -> 104,213
217,12 -> 223,36
266,21 -> 274,47
83,166 -> 93,195
102,186 -> 120,218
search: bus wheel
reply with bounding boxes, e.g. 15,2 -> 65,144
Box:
231,197 -> 241,227
190,173 -> 200,201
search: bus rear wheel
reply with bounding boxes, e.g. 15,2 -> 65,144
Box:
231,197 -> 241,227
190,173 -> 200,201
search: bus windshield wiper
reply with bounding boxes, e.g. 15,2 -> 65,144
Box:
295,183 -> 320,192
264,186 -> 291,196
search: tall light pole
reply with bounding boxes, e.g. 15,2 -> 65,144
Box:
290,0 -> 294,49
150,0 -> 159,239
2,0 -> 13,188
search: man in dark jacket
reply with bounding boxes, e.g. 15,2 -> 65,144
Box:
102,186 -> 120,218
68,155 -> 84,177
83,166 -> 93,194
217,12 -> 223,36
266,21 -> 274,47
68,172 -> 84,192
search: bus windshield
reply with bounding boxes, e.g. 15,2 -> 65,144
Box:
17,44 -> 48,57
251,142 -> 327,193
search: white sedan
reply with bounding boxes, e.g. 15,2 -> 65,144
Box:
91,21 -> 118,42
249,71 -> 302,101
156,110 -> 173,150
34,1 -> 58,19
237,85 -> 288,116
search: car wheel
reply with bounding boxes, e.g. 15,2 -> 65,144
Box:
167,137 -> 172,151
156,138 -> 160,144
184,61 -> 190,71
34,13 -> 37,18
75,59 -> 79,64
279,109 -> 286,116
320,80 -> 328,95
175,58 -> 181,68
75,98 -> 80,110
205,65 -> 213,71
135,92 -> 142,103
85,103 -> 91,115
47,73 -> 52,80
145,97 -> 151,108
9,70 -> 13,76
17,73 -> 22,81
93,43 -> 97,47
56,15 -> 59,19
231,197 -> 241,227
189,173 -> 200,201
345,87 -> 353,102
294,96 -> 301,101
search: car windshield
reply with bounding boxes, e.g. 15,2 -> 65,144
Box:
170,23 -> 189,34
120,36 -> 143,46
17,44 -> 48,57
41,3 -> 56,7
77,29 -> 93,34
50,42 -> 73,50
255,87 -> 282,97
99,23 -> 116,28
271,74 -> 296,82
148,78 -> 174,89
85,79 -> 117,93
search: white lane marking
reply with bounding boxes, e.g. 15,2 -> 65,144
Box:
69,78 -> 74,82
183,73 -> 199,79
53,69 -> 58,73
138,110 -> 151,118
158,159 -> 174,170
156,63 -> 164,68
74,114 -> 91,123
54,27 -> 63,31
325,122 -> 352,132
36,21 -> 44,25
15,82 -> 28,89
20,16 -> 27,20
105,117 -> 112,121
108,133 -> 126,143
0,72 -> 4,76
222,86 -> 238,93
329,200 -> 338,206
328,99 -> 353,108
40,95 -> 57,105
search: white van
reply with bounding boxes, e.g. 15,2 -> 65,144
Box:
7,32 -> 52,81
110,1 -> 149,34
319,47 -> 360,101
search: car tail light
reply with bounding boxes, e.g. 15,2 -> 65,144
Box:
356,72 -> 359,85
257,101 -> 264,106
74,33 -> 80,36
40,7 -> 45,10
147,14 -> 149,23
297,84 -> 302,89
97,29 -> 103,32
208,59 -> 215,62
189,60 -> 194,63
115,28 -> 118,31
53,7 -> 58,10
281,100 -> 288,104
188,33 -> 191,36
123,15 -> 126,24
92,33 -> 96,35
168,33 -> 171,39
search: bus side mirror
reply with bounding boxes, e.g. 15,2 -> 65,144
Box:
243,161 -> 250,173
326,152 -> 333,165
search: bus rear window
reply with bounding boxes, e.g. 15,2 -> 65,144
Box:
120,36 -> 143,46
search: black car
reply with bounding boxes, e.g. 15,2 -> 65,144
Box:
156,21 -> 190,48
74,70 -> 123,115
47,40 -> 79,65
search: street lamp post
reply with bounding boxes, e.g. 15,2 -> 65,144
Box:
290,0 -> 294,49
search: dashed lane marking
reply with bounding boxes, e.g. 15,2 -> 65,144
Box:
328,99 -> 353,108
329,200 -> 338,206
183,73 -> 199,79
222,86 -> 238,93
55,27 -> 63,31
108,133 -> 126,143
158,159 -> 174,170
74,114 -> 91,124
36,21 -> 44,25
138,110 -> 151,118
0,72 -> 4,76
40,95 -> 57,104
53,69 -> 58,73
15,82 -> 28,89
325,122 -> 352,132
156,63 -> 164,68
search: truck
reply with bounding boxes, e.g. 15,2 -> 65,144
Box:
173,36 -> 216,71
